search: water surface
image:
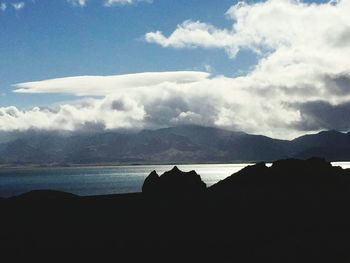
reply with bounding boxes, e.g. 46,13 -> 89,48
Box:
0,162 -> 348,197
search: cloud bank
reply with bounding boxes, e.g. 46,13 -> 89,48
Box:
6,69 -> 336,139
144,0 -> 350,137
3,0 -> 350,139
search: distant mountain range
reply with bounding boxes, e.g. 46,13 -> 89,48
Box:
0,125 -> 350,165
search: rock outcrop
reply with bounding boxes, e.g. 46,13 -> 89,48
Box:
209,157 -> 350,202
142,166 -> 206,195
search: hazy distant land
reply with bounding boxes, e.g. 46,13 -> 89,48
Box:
1,125 -> 350,166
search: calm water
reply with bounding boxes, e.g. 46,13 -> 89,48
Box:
0,162 -> 349,198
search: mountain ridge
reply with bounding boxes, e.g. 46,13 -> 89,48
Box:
0,125 -> 349,165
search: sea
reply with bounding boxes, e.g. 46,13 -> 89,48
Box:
1,162 -> 350,198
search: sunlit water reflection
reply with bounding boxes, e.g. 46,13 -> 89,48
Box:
0,162 -> 348,197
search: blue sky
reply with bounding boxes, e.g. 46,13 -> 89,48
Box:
0,0 -> 258,108
0,0 -> 348,138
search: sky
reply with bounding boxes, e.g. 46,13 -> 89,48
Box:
0,0 -> 350,139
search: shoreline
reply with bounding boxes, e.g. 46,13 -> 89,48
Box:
0,161 -> 259,170
1,159 -> 350,170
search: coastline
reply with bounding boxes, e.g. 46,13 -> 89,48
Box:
0,160 -> 258,170
1,159 -> 350,170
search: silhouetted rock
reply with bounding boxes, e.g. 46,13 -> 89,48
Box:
209,157 -> 350,198
142,166 -> 206,195
3,158 -> 350,263
142,170 -> 159,194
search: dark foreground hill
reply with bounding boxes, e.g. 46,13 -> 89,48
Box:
1,158 -> 350,262
1,126 -> 350,165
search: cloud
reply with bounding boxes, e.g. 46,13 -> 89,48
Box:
145,20 -> 238,56
9,71 -> 301,139
0,96 -> 145,131
4,0 -> 350,139
290,101 -> 350,131
146,0 -> 350,58
14,71 -> 210,96
144,0 -> 350,137
67,0 -> 88,7
104,0 -> 153,7
204,64 -> 213,73
12,2 -> 24,10
145,0 -> 350,91
0,2 -> 6,11
66,0 -> 152,7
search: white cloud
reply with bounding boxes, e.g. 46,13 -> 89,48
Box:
143,0 -> 350,137
14,71 -> 210,96
0,96 -> 145,131
67,0 -> 88,7
146,0 -> 350,60
0,2 -> 6,11
4,0 -> 350,139
145,20 -> 238,56
9,71 -> 307,139
146,0 -> 350,83
105,0 -> 134,5
204,64 -> 213,73
12,2 -> 24,10
104,0 -> 153,7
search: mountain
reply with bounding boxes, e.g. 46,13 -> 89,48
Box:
291,130 -> 350,160
0,126 -> 349,165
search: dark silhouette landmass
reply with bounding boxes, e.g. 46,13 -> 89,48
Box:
2,126 -> 350,165
142,166 -> 206,195
1,158 -> 350,262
